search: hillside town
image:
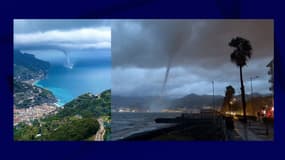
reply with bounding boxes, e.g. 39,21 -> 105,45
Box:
14,104 -> 58,126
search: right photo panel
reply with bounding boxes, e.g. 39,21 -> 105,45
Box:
111,20 -> 274,141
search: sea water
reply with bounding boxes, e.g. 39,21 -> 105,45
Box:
111,112 -> 180,140
34,52 -> 111,106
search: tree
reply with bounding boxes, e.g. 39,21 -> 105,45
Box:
229,37 -> 252,123
225,85 -> 235,113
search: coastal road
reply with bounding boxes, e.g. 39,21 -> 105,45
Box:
94,118 -> 105,141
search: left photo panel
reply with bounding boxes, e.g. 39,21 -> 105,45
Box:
13,20 -> 111,141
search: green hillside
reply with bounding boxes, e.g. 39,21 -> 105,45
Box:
14,89 -> 111,141
14,81 -> 57,108
14,50 -> 50,81
53,89 -> 111,119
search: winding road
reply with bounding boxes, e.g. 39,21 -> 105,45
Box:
94,118 -> 105,141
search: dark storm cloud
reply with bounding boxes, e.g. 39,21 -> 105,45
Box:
112,20 -> 193,68
112,20 -> 273,69
112,20 -> 273,97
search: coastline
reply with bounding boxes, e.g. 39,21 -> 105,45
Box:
54,102 -> 62,107
30,69 -> 106,108
32,80 -> 39,86
111,112 -> 180,140
32,79 -> 63,107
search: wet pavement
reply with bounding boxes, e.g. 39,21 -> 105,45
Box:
233,120 -> 273,141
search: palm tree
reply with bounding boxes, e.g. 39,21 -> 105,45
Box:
225,85 -> 235,113
229,37 -> 252,123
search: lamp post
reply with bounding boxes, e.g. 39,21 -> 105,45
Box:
229,98 -> 236,116
250,76 -> 259,116
212,80 -> 217,122
212,80 -> 215,110
229,100 -> 233,115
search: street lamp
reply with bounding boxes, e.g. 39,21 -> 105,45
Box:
229,98 -> 236,116
212,80 -> 215,110
250,76 -> 259,97
250,76 -> 259,116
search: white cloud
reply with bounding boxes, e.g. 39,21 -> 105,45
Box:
112,66 -> 272,97
14,27 -> 111,49
57,41 -> 111,49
